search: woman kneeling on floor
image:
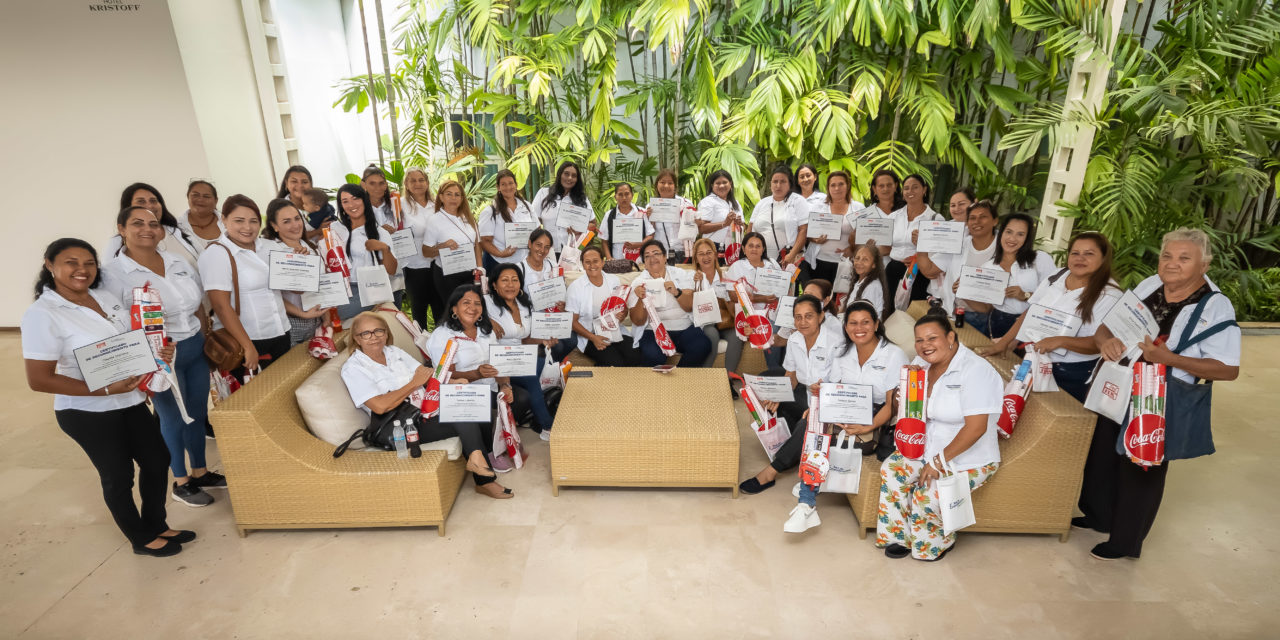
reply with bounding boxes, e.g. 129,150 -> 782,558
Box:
341,311 -> 512,499
877,309 -> 1002,561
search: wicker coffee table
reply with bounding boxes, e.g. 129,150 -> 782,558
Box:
550,367 -> 740,497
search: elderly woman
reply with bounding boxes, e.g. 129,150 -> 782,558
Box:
341,311 -> 511,499
1080,228 -> 1240,560
627,239 -> 713,367
877,309 -> 1003,561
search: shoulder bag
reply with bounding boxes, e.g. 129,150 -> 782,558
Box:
203,242 -> 247,371
333,401 -> 423,458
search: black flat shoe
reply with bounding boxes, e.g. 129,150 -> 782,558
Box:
158,530 -> 196,544
884,543 -> 910,559
1072,516 -> 1110,533
1090,543 -> 1130,561
738,478 -> 775,495
133,539 -> 182,558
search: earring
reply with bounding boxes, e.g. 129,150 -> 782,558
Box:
451,312 -> 458,319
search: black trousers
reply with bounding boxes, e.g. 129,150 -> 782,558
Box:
583,340 -> 641,366
432,264 -> 474,322
808,259 -> 840,286
415,412 -> 496,485
403,266 -> 434,330
885,259 -> 931,303
1077,416 -> 1170,557
232,332 -> 291,384
761,366 -> 812,472
56,404 -> 171,546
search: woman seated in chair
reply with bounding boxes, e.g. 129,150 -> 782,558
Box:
486,262 -> 559,440
340,311 -> 511,499
876,309 -> 1002,560
738,294 -> 841,495
566,245 -> 642,367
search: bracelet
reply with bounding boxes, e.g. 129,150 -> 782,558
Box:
103,386 -> 110,396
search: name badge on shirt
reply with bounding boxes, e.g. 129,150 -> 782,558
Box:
945,384 -> 962,390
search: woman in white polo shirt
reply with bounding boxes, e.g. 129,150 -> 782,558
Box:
329,183 -> 399,322
109,183 -> 200,270
959,213 -> 1057,339
628,239 -> 712,367
479,169 -> 538,271
794,164 -> 825,208
804,170 -> 863,284
599,182 -> 654,261
878,310 -> 1003,561
696,170 -> 744,256
923,200 -> 999,334
23,238 -> 191,557
197,195 -> 291,382
647,169 -> 694,264
532,161 -> 595,252
854,169 -> 904,264
399,167 -> 437,329
566,246 -> 640,367
102,206 -> 225,509
725,232 -> 786,371
885,174 -> 943,301
422,180 -> 482,319
738,295 -> 841,495
486,262 -> 558,439
747,165 -> 810,267
179,179 -> 224,254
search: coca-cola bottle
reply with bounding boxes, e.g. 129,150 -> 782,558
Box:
405,420 -> 422,458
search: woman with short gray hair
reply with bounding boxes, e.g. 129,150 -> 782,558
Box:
1079,227 -> 1240,560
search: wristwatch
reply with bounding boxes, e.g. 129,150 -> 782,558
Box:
674,288 -> 684,298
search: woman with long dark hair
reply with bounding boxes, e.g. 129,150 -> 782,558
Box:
928,200 -> 1000,334
959,213 -> 1056,339
532,161 -> 594,252
262,198 -> 329,344
803,170 -> 863,283
485,262 -> 558,438
849,243 -> 891,321
329,183 -> 398,320
885,174 -> 942,300
696,170 -> 745,256
422,180 -> 482,324
109,183 -> 199,269
479,169 -> 539,271
362,165 -> 396,232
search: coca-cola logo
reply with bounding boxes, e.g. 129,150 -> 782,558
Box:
895,431 -> 925,445
1128,428 -> 1165,448
1003,397 -> 1020,418
423,389 -> 440,402
327,256 -> 342,269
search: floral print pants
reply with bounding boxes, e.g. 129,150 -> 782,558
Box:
875,452 -> 999,560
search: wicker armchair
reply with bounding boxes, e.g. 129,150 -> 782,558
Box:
210,341 -> 466,537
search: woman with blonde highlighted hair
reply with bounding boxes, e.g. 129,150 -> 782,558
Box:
421,180 -> 482,324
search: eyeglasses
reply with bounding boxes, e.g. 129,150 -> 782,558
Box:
356,328 -> 387,340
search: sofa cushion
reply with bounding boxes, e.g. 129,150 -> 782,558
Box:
883,310 -> 917,360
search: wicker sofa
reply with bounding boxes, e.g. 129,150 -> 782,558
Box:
210,335 -> 465,537
844,303 -> 1096,542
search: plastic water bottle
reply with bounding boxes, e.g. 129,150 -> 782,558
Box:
392,421 -> 408,458
405,422 -> 422,458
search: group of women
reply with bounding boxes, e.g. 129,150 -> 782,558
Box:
21,160 -> 1240,563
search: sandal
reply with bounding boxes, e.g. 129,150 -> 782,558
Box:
475,483 -> 514,499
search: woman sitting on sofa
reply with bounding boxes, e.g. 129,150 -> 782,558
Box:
340,311 -> 512,499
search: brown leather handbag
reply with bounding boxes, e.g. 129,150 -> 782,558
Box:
203,243 -> 246,371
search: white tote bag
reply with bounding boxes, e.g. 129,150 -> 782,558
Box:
691,287 -> 722,327
1083,360 -> 1131,423
357,264 -> 394,307
538,351 -> 564,391
754,417 -> 790,461
936,457 -> 976,535
819,432 -> 862,494
1029,347 -> 1059,393
832,258 -> 855,294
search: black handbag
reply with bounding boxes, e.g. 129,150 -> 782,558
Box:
333,401 -> 423,458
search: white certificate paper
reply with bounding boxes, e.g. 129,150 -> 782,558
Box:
807,212 -> 843,240
775,296 -> 797,329
439,245 -> 477,275
267,251 -> 322,292
488,345 -> 538,377
300,272 -> 350,309
754,267 -> 792,298
1102,290 -> 1160,350
612,217 -> 643,243
916,220 -> 965,254
530,312 -> 573,339
855,217 -> 895,246
439,384 -> 491,422
1016,304 -> 1082,345
528,276 -> 567,311
73,329 -> 159,392
743,374 -> 795,403
389,229 -> 418,260
504,221 -> 538,248
647,198 -> 682,223
556,204 -> 592,230
956,266 -> 1010,305
819,383 -> 874,425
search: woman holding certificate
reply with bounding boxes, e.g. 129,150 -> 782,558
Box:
329,184 -> 398,321
478,169 -> 538,271
738,295 -> 841,495
691,238 -> 731,369
486,262 -> 558,439
198,195 -> 291,381
725,232 -> 786,371
628,240 -> 713,367
343,312 -> 511,499
400,167 -> 437,328
958,213 -> 1057,339
262,199 -> 328,345
982,232 -> 1123,402
1079,228 -> 1240,561
648,169 -> 695,263
102,206 -> 224,508
885,174 -> 943,300
803,171 -> 863,284
566,246 -> 641,367
24,238 -> 192,557
855,170 -> 905,262
923,200 -> 999,335
877,310 -> 1003,561
422,180 -> 481,323
599,182 -> 655,260
746,166 -> 810,268
696,170 -> 745,257
532,161 -> 595,252
781,300 -> 907,533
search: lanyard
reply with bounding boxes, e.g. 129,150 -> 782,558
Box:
443,212 -> 476,244
770,201 -> 784,252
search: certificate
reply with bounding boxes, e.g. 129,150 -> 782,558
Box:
712,281 -> 730,301
916,220 -> 965,254
855,217 -> 895,245
1016,303 -> 1082,345
73,329 -> 160,392
1102,290 -> 1160,350
267,251 -> 322,292
528,276 -> 567,311
556,204 -> 592,230
439,384 -> 491,422
819,383 -> 874,425
775,295 -> 797,329
956,266 -> 1010,305
612,217 -> 643,243
488,345 -> 538,377
504,221 -> 538,248
389,229 -> 418,260
743,374 -> 795,403
300,272 -> 350,309
647,198 -> 682,223
439,245 -> 477,275
754,267 -> 792,298
807,212 -> 843,240
530,312 -> 572,339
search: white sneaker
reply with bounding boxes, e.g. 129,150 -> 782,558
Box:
539,430 -> 551,442
783,504 -> 821,533
792,481 -> 802,498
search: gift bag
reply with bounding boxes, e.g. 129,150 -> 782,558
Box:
832,257 -> 855,295
820,432 -> 862,494
936,456 -> 976,535
1120,362 -> 1166,468
741,384 -> 789,460
539,351 -> 565,391
1029,346 -> 1059,393
357,261 -> 394,307
492,392 -> 528,470
307,325 -> 338,360
692,287 -> 722,327
893,259 -> 917,311
1084,359 -> 1131,423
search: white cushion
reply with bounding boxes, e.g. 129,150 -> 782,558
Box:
883,310 -> 917,360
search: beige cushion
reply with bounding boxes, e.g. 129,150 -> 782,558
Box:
883,310 -> 917,360
295,348 -> 462,460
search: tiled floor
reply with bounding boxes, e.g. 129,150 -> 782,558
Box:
1,333 -> 1276,638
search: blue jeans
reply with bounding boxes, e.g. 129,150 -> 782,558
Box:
508,349 -> 555,432
152,333 -> 211,478
961,309 -> 990,336
988,309 -> 1020,341
636,326 -> 713,367
799,482 -> 818,507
